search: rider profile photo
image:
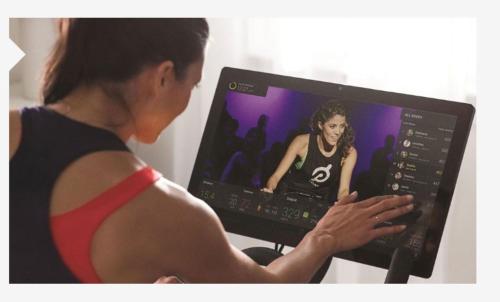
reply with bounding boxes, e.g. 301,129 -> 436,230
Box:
406,129 -> 414,136
400,151 -> 408,159
392,183 -> 400,191
394,172 -> 402,180
397,161 -> 405,169
403,139 -> 411,147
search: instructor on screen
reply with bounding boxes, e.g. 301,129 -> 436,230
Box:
263,101 -> 357,201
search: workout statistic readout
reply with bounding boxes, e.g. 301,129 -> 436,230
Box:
195,180 -> 330,229
199,189 -> 216,201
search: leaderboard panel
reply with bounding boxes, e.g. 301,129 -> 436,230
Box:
370,108 -> 457,256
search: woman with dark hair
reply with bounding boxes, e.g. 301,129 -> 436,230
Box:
10,19 -> 414,283
263,101 -> 357,201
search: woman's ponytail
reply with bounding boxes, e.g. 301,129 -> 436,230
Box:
41,18 -> 209,105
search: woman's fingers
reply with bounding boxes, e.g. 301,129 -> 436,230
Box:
356,195 -> 395,208
371,203 -> 414,225
154,276 -> 182,283
261,188 -> 273,193
369,224 -> 407,240
334,191 -> 358,206
366,195 -> 413,215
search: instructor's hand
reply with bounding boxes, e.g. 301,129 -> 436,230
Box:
261,187 -> 274,193
312,192 -> 414,255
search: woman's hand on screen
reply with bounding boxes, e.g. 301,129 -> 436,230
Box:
154,276 -> 183,284
311,192 -> 414,255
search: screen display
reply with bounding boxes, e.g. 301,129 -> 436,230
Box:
193,82 -> 457,257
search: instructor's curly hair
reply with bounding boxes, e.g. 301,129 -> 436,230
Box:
310,101 -> 355,159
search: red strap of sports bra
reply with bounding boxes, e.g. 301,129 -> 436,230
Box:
51,166 -> 162,283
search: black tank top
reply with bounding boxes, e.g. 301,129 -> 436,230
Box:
283,134 -> 342,200
9,106 -> 130,283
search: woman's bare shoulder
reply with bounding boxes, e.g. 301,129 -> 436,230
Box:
292,133 -> 309,147
50,150 -> 148,215
296,133 -> 309,141
105,175 -> 217,240
92,175 -> 226,282
49,148 -> 226,282
347,146 -> 357,156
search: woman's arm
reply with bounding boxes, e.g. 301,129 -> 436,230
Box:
264,135 -> 307,192
337,147 -> 357,199
144,187 -> 414,283
100,169 -> 414,283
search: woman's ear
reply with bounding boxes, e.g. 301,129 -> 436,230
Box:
157,60 -> 176,88
317,121 -> 323,131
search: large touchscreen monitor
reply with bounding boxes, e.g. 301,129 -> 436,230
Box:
188,67 -> 474,278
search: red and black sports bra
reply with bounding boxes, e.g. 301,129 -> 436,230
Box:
51,167 -> 162,283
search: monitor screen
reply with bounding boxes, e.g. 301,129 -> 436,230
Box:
189,67 -> 474,278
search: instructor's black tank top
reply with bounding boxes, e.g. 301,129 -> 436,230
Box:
282,134 -> 342,200
9,106 -> 129,283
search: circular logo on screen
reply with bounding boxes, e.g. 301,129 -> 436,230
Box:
229,82 -> 237,90
310,164 -> 333,185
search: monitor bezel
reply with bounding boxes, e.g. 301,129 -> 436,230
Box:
188,67 -> 475,279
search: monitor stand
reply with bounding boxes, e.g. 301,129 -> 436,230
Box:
242,246 -> 332,283
243,246 -> 414,283
384,246 -> 414,283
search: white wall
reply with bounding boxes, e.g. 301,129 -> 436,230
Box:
9,18 -> 57,109
9,18 -> 476,283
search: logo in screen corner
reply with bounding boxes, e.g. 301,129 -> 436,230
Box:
229,82 -> 237,90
